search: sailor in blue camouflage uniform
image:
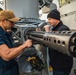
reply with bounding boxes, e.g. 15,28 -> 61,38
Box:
0,10 -> 32,75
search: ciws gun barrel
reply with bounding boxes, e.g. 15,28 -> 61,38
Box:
24,28 -> 76,58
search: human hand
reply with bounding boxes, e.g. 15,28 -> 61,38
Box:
43,25 -> 50,32
23,39 -> 32,48
36,28 -> 41,31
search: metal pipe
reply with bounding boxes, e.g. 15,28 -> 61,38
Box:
24,30 -> 76,57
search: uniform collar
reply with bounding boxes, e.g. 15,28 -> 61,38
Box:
0,26 -> 7,34
52,21 -> 63,30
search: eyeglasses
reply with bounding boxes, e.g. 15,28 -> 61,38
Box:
6,19 -> 14,23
